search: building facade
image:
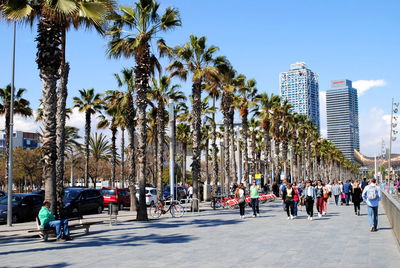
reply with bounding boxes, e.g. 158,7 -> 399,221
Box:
326,80 -> 360,162
280,62 -> 320,130
0,130 -> 40,151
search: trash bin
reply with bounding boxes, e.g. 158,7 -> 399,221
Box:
108,202 -> 119,216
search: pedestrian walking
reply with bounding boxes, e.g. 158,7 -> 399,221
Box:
303,180 -> 316,220
272,182 -> 279,197
292,182 -> 301,217
362,178 -> 382,232
360,178 -> 368,191
343,180 -> 352,205
187,185 -> 193,199
351,180 -> 362,216
322,182 -> 330,215
235,183 -> 246,219
331,181 -> 341,206
250,180 -> 260,217
315,180 -> 324,218
283,183 -> 295,220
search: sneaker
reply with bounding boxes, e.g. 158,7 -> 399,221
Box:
357,211 -> 360,216
257,213 -> 260,217
252,215 -> 256,218
290,215 -> 294,220
56,238 -> 66,242
322,212 -> 326,216
309,217 -> 313,221
307,216 -> 310,220
65,236 -> 73,241
287,217 -> 291,220
318,213 -> 322,218
370,226 -> 375,232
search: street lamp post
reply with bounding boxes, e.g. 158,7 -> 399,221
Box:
388,98 -> 399,184
7,21 -> 17,227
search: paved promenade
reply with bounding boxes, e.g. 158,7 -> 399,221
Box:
1,200 -> 399,268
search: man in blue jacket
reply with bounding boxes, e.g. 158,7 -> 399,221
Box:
362,179 -> 382,232
343,180 -> 352,206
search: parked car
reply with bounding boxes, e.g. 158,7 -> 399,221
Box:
0,190 -> 6,199
162,186 -> 187,201
136,187 -> 157,206
101,187 -> 130,210
29,189 -> 45,196
63,188 -> 104,216
0,193 -> 44,223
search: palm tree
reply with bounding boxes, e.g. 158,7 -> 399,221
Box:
176,123 -> 191,185
89,133 -> 112,188
73,88 -> 102,187
248,117 -> 260,176
107,0 -> 181,221
0,85 -> 32,190
167,35 -> 219,207
149,76 -> 185,200
235,77 -> 257,183
98,90 -> 122,187
1,0 -> 113,214
64,126 -> 81,187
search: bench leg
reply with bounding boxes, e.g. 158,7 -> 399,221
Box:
44,233 -> 48,242
85,226 -> 89,234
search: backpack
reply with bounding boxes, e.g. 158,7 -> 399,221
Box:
367,185 -> 378,200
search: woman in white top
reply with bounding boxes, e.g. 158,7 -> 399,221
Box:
235,183 -> 246,219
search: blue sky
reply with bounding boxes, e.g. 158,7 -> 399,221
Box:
0,0 -> 399,156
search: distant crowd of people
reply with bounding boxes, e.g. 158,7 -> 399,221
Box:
234,177 -> 382,232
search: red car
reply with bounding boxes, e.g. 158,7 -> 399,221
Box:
101,187 -> 130,210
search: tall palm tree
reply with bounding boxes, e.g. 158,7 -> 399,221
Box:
0,85 -> 32,190
176,123 -> 191,185
1,0 -> 113,214
98,90 -> 122,187
235,77 -> 257,183
107,0 -> 181,220
73,88 -> 102,187
114,69 -> 138,212
149,75 -> 185,200
167,35 -> 219,206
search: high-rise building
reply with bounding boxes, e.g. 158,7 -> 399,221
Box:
326,80 -> 360,162
279,62 -> 320,130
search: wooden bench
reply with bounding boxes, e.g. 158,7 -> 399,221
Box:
28,217 -> 103,241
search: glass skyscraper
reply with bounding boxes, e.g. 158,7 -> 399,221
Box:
279,62 -> 320,130
326,80 -> 360,162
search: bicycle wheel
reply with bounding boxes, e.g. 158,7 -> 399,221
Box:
149,203 -> 162,219
170,204 -> 184,218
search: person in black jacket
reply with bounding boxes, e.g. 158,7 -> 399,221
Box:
272,182 -> 279,197
282,183 -> 295,220
351,181 -> 363,216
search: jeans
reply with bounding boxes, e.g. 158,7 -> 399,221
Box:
316,197 -> 324,214
47,219 -> 70,239
285,201 -> 294,217
293,201 -> 299,216
305,198 -> 314,217
367,206 -> 378,228
334,195 -> 339,205
345,193 -> 350,205
239,202 -> 245,216
251,198 -> 259,215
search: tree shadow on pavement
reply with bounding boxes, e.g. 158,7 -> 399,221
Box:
0,233 -> 197,256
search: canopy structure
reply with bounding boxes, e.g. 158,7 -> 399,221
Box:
354,150 -> 400,168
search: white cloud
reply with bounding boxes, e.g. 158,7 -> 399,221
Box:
353,79 -> 387,96
359,107 -> 400,156
0,111 -> 40,133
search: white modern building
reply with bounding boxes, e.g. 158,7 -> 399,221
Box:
279,62 -> 320,130
326,80 -> 360,162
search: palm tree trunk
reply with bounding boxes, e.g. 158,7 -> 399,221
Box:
156,105 -> 164,201
242,114 -> 249,184
263,129 -> 271,184
191,82 -> 202,210
37,18 -> 62,214
205,138 -> 209,184
111,124 -> 117,187
55,59 -> 69,217
182,143 -> 187,185
84,111 -> 90,188
134,43 -> 151,220
153,131 -> 158,187
125,93 -> 137,212
251,132 -> 256,176
229,113 -> 237,184
120,128 -> 125,187
274,140 -> 280,183
223,114 -> 230,194
211,97 -> 218,196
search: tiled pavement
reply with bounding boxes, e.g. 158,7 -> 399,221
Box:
0,200 -> 399,268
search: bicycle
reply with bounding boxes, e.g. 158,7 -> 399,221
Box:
149,200 -> 184,219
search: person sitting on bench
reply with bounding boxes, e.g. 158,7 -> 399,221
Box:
38,200 -> 71,242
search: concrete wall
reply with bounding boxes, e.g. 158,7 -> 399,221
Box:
381,191 -> 400,246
